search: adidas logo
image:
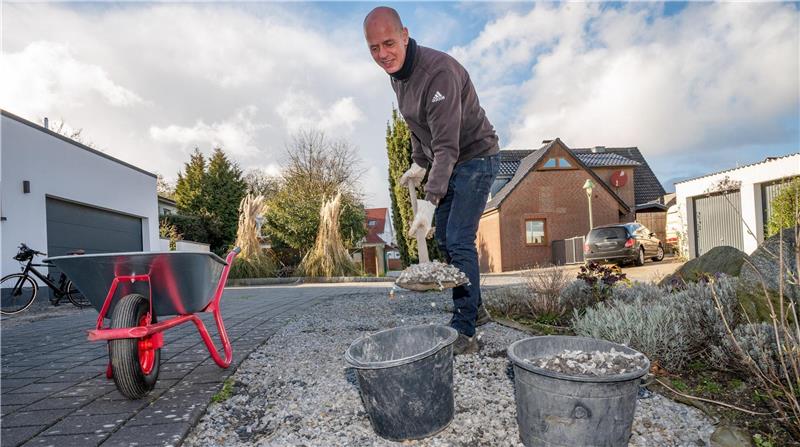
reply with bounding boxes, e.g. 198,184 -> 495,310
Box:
431,91 -> 445,103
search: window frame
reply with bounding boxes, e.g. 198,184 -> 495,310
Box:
524,218 -> 548,246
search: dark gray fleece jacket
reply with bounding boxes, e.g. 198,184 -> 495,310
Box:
391,42 -> 499,204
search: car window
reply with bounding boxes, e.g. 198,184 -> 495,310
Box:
588,227 -> 627,241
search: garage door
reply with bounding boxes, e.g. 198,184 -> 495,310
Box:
45,197 -> 143,257
762,176 -> 798,235
693,190 -> 744,257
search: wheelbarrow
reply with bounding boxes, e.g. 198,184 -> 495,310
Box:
45,248 -> 240,399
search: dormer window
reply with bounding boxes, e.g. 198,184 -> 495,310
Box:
368,220 -> 377,227
541,157 -> 574,169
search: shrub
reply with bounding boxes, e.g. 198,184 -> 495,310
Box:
571,275 -> 740,371
522,266 -> 570,323
572,296 -> 692,370
710,323 -> 788,375
611,281 -> 665,304
559,280 -> 595,315
577,262 -> 629,302
483,286 -> 528,320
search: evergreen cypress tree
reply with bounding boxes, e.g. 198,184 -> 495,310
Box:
206,148 -> 247,250
386,108 -> 440,265
174,148 -> 208,215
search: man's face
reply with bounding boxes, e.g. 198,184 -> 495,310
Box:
364,17 -> 409,74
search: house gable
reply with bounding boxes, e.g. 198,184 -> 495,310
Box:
485,139 -> 631,214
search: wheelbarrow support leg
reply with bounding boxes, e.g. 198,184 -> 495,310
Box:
194,247 -> 239,368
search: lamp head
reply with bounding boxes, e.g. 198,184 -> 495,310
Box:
582,179 -> 595,195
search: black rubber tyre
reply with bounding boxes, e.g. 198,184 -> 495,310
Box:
1,274 -> 38,315
65,281 -> 92,308
634,247 -> 645,266
109,294 -> 160,399
652,245 -> 665,262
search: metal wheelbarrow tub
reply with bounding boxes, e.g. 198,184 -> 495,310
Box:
45,251 -> 227,316
44,249 -> 240,400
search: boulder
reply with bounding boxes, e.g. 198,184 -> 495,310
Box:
710,425 -> 752,447
659,246 -> 748,287
740,228 -> 799,301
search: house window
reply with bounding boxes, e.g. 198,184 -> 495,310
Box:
525,219 -> 546,245
368,220 -> 376,227
541,157 -> 573,169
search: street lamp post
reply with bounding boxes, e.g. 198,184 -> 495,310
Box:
582,179 -> 595,230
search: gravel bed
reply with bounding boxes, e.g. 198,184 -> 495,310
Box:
184,291 -> 715,446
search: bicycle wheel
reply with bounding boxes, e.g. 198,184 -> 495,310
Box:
65,280 -> 92,308
1,274 -> 38,315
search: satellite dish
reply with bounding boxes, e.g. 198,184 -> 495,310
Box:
611,170 -> 628,187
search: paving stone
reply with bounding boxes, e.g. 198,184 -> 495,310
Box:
21,432 -> 106,447
36,372 -> 101,384
7,382 -> 77,395
20,396 -> 92,412
0,392 -> 52,407
42,413 -> 129,436
2,404 -> 24,416
2,425 -> 46,447
101,422 -> 188,447
1,377 -> 38,391
74,397 -> 149,416
1,407 -> 74,428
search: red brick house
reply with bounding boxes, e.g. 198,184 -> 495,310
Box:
360,208 -> 401,275
477,138 -> 665,272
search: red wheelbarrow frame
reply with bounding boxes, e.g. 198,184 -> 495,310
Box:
87,248 -> 240,377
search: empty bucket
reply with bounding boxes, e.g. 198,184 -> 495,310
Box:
345,324 -> 458,441
507,336 -> 650,447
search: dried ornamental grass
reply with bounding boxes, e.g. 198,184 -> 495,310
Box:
298,191 -> 358,278
230,194 -> 274,279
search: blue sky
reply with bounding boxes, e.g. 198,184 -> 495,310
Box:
2,2 -> 798,207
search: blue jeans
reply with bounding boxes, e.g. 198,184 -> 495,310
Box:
434,154 -> 499,337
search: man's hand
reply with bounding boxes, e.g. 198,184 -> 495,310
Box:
408,200 -> 436,238
399,163 -> 426,187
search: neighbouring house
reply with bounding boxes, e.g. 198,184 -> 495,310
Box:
360,208 -> 400,276
1,109 -> 160,279
158,195 -> 177,215
674,153 -> 799,259
477,138 -> 665,272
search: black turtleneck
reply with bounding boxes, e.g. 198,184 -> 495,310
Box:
390,38 -> 417,81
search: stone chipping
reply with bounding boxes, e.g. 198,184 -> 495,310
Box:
526,348 -> 649,377
395,261 -> 469,291
184,290 -> 716,446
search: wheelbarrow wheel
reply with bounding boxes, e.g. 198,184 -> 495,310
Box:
109,294 -> 160,399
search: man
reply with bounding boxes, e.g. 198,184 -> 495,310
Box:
364,6 -> 500,355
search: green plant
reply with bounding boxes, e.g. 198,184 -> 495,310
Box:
696,378 -> 722,394
766,176 -> 799,237
159,218 -> 182,251
753,433 -> 776,447
671,378 -> 689,392
611,281 -> 664,304
212,377 -> 235,403
577,261 -> 629,302
559,280 -> 595,315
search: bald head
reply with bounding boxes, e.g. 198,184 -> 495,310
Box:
363,6 -> 404,33
364,6 -> 409,75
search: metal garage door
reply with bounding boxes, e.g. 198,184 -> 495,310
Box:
45,197 -> 143,257
693,190 -> 744,257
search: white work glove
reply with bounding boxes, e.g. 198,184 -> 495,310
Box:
399,163 -> 427,187
408,200 -> 436,238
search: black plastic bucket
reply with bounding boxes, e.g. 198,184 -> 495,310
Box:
507,336 -> 650,447
344,324 -> 458,441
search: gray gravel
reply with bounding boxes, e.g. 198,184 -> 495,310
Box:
184,290 -> 716,446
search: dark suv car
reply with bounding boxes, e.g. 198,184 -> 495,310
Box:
584,223 -> 664,266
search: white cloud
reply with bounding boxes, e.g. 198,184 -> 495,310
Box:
276,92 -> 365,136
452,3 -> 799,157
149,106 -> 264,156
0,41 -> 143,116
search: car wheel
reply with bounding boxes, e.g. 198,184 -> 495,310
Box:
634,247 -> 645,266
652,245 -> 664,262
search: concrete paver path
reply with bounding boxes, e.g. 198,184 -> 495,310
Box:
1,285 -> 388,447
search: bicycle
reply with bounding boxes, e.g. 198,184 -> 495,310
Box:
1,243 -> 91,315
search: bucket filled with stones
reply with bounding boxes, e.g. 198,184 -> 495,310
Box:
507,336 -> 650,447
